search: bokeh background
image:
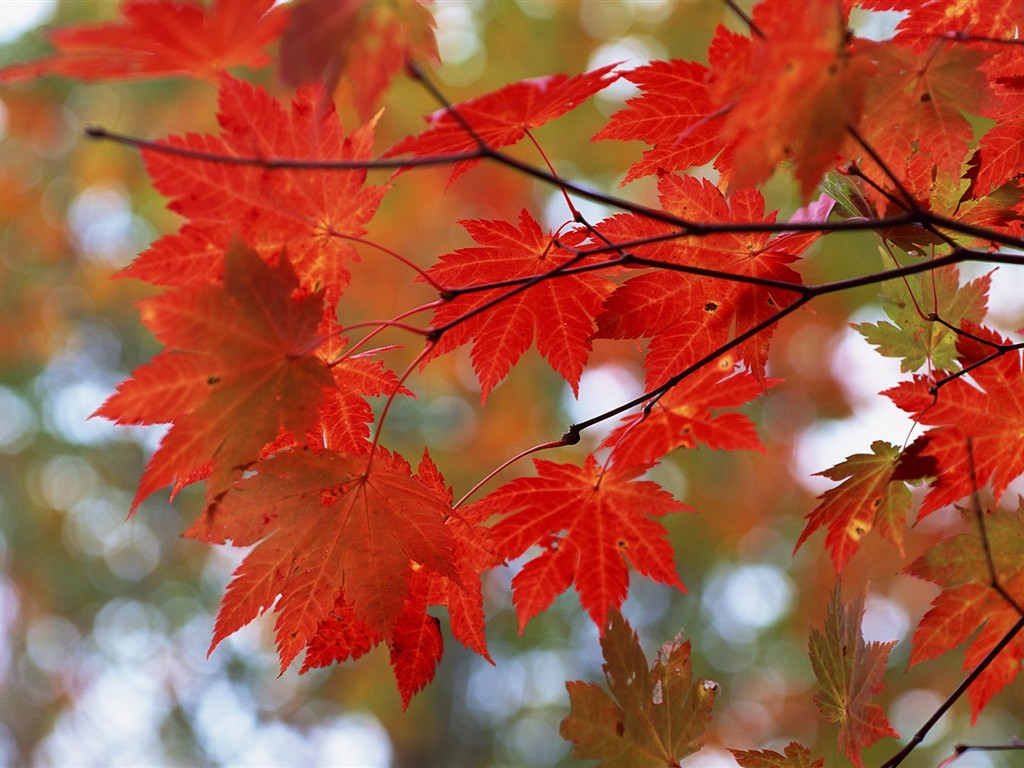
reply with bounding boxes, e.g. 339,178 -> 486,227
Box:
2,2 -> 1023,766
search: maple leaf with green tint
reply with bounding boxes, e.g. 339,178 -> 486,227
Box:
423,210 -> 614,403
731,742 -> 823,768
185,447 -> 459,674
601,355 -> 778,470
795,441 -> 913,573
886,323 -> 1024,519
485,455 -> 687,633
808,585 -> 899,768
95,243 -> 334,512
854,264 -> 990,373
907,503 -> 1024,723
560,610 -> 717,767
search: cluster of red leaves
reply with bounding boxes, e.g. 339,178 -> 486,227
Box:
7,0 -> 1024,761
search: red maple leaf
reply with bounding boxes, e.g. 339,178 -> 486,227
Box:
423,210 -> 615,402
850,42 -> 991,187
386,64 -> 618,184
595,3 -> 872,196
795,441 -> 914,573
298,471 -> 494,712
413,455 -> 499,662
859,0 -> 1024,52
0,0 -> 288,83
186,447 -> 458,673
95,242 -> 334,512
279,0 -> 439,120
886,323 -> 1024,519
593,174 -> 818,386
975,50 -> 1024,196
591,58 -> 722,185
124,75 -> 387,307
808,585 -> 899,768
708,0 -> 873,197
300,591 -> 380,674
907,503 -> 1024,722
600,355 -> 777,469
485,455 -> 688,632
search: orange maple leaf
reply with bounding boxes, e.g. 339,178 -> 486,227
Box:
95,243 -> 334,512
795,441 -> 913,573
732,742 -> 823,768
851,42 -> 991,188
299,454 -> 499,706
485,455 -> 688,633
0,0 -> 288,83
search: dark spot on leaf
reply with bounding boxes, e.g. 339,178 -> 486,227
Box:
207,375 -> 221,385
704,301 -> 718,313
615,720 -> 625,737
920,92 -> 932,103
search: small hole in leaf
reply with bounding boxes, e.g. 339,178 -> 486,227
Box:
704,301 -> 718,313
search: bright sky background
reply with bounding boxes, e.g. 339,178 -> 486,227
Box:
0,0 -> 56,44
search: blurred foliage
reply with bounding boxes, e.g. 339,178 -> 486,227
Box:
1,2 -> 1022,767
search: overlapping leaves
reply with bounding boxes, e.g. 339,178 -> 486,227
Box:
17,0 -> 1024,738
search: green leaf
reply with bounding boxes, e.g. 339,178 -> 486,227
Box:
808,585 -> 899,768
854,263 -> 990,372
560,610 -> 717,767
731,741 -> 823,768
